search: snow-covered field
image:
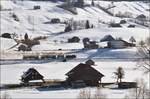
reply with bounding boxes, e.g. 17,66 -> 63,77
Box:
1,61 -> 149,85
0,0 -> 149,98
0,61 -> 149,98
0,86 -> 142,99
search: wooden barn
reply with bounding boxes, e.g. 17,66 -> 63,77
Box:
65,63 -> 104,87
136,14 -> 147,21
68,36 -> 80,43
18,44 -> 31,51
100,35 -> 115,42
107,40 -> 135,49
21,68 -> 45,83
51,18 -> 60,24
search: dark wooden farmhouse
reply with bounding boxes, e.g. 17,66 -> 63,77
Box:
100,35 -> 115,42
1,33 -> 12,39
21,68 -> 45,83
18,44 -> 32,51
136,14 -> 147,21
65,63 -> 104,87
108,40 -> 135,49
51,18 -> 60,24
84,41 -> 99,49
68,36 -> 80,43
109,23 -> 122,27
128,24 -> 135,28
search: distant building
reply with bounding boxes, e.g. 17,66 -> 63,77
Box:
1,33 -> 12,39
100,35 -> 115,42
108,40 -> 135,49
33,5 -> 41,10
109,23 -> 122,27
21,68 -> 45,83
84,41 -> 99,49
85,59 -> 95,66
65,63 -> 104,87
128,24 -> 135,28
18,44 -> 31,51
51,18 -> 60,24
68,36 -> 80,43
67,0 -> 84,8
136,14 -> 147,21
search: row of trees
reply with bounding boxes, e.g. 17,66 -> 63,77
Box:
128,36 -> 149,47
64,20 -> 93,32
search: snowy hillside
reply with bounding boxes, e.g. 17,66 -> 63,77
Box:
0,0 -> 149,36
0,0 -> 149,53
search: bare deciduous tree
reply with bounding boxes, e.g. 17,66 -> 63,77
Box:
93,87 -> 107,99
77,87 -> 107,99
77,89 -> 91,99
113,67 -> 125,83
126,79 -> 149,99
137,38 -> 150,73
1,92 -> 11,99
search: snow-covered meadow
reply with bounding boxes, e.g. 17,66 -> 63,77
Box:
0,60 -> 149,98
